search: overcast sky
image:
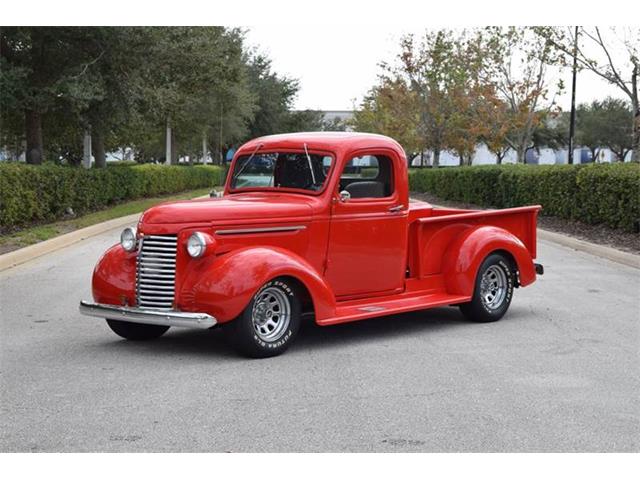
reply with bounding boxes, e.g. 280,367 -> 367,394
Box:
245,26 -> 630,112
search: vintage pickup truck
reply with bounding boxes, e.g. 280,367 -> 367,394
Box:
80,132 -> 543,357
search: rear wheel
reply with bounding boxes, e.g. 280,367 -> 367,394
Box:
225,278 -> 301,358
459,253 -> 515,323
106,319 -> 169,340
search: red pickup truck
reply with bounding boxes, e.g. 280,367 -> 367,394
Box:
80,133 -> 543,357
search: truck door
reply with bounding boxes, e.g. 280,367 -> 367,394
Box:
325,152 -> 408,298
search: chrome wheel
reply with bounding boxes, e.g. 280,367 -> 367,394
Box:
480,264 -> 507,310
251,286 -> 291,342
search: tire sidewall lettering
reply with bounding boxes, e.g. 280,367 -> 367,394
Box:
480,259 -> 513,315
251,279 -> 295,350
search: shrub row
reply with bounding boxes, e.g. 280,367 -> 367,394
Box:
409,163 -> 640,232
0,163 -> 224,231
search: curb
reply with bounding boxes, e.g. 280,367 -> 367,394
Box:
0,213 -> 140,273
537,228 -> 639,270
0,194 -> 211,273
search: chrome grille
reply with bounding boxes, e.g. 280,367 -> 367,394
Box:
136,235 -> 177,310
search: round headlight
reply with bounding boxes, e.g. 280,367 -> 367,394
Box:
120,227 -> 137,252
187,232 -> 207,258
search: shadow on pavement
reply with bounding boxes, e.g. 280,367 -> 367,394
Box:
92,306 -> 471,359
294,306 -> 468,352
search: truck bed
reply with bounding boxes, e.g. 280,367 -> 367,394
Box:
316,201 -> 541,326
407,201 -> 540,280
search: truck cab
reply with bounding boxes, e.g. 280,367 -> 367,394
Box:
80,132 -> 542,357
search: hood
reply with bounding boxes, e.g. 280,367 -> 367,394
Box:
141,193 -> 314,225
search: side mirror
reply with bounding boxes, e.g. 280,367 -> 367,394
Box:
339,190 -> 351,203
210,189 -> 224,198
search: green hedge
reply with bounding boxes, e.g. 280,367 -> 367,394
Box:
409,163 -> 640,231
0,163 -> 224,231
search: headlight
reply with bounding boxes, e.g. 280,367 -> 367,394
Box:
120,227 -> 137,252
187,232 -> 207,258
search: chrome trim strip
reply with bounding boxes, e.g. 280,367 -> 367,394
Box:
79,301 -> 217,329
215,225 -> 307,235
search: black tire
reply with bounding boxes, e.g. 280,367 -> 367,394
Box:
225,278 -> 301,358
459,253 -> 515,323
106,319 -> 170,341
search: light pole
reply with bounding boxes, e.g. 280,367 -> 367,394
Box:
568,26 -> 579,165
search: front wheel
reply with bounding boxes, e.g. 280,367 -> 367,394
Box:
225,278 -> 301,358
106,319 -> 169,340
459,253 -> 515,323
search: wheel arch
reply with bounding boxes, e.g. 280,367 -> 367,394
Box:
179,246 -> 336,323
442,225 -> 537,296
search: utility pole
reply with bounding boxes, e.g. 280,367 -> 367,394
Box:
568,26 -> 579,165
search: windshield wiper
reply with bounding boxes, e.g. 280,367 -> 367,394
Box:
303,143 -> 317,185
232,143 -> 263,182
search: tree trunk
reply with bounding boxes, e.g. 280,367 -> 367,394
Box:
170,129 -> 178,165
202,134 -> 208,165
632,99 -> 639,163
165,118 -> 172,165
631,65 -> 639,162
82,131 -> 92,168
432,148 -> 440,167
516,146 -> 526,164
25,109 -> 43,164
92,131 -> 106,168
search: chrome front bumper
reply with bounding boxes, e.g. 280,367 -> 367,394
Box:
79,301 -> 217,329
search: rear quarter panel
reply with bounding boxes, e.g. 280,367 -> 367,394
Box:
408,206 -> 541,295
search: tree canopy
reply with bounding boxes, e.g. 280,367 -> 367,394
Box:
352,27 -> 636,165
0,27 -> 324,166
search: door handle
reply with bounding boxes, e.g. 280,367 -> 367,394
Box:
388,205 -> 403,213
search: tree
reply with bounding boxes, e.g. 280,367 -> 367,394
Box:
321,116 -> 349,132
537,27 -> 639,162
575,98 -> 634,161
475,96 -> 512,164
576,101 -> 604,160
352,77 -> 422,158
596,98 -> 634,161
527,113 -> 568,161
136,27 -> 255,165
1,27 -> 108,164
244,53 -> 299,138
482,27 -> 564,163
393,30 -> 465,166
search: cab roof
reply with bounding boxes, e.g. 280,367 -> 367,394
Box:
237,132 -> 406,157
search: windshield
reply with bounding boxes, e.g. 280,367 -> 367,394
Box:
230,152 -> 333,192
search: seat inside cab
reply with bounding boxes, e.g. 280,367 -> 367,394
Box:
339,155 -> 393,198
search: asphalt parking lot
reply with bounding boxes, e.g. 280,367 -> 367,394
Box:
1,227 -> 638,452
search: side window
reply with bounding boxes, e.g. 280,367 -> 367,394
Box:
339,155 -> 394,199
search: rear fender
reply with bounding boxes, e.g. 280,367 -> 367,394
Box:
178,246 -> 336,323
442,225 -> 536,296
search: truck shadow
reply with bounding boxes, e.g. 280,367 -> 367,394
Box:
294,307 -> 469,352
96,306 -> 479,359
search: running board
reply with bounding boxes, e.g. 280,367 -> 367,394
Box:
317,292 -> 471,326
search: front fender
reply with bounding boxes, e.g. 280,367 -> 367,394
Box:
178,246 -> 336,323
92,244 -> 137,306
442,225 -> 536,296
